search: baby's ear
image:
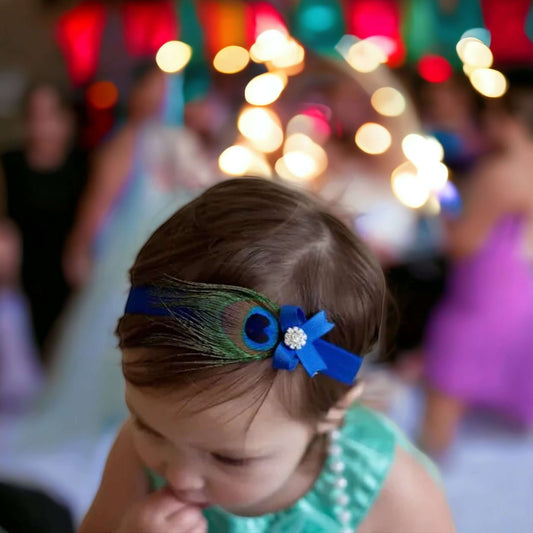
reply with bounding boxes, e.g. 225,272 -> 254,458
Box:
316,381 -> 365,434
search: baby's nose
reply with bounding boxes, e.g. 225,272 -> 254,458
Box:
164,458 -> 205,494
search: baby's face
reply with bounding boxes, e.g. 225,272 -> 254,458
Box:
125,378 -> 316,515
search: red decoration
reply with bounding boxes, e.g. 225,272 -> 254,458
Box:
481,0 -> 533,64
197,1 -> 250,53
55,2 -> 106,86
197,1 -> 286,56
417,54 -> 452,83
248,1 -> 288,42
302,106 -> 331,139
82,105 -> 114,149
344,0 -> 405,67
86,81 -> 119,110
56,1 -> 178,86
121,1 -> 178,56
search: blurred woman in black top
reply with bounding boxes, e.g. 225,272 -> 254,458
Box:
0,84 -> 88,359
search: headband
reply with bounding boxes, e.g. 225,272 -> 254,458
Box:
124,280 -> 362,385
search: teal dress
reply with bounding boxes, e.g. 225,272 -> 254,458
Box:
149,405 -> 438,532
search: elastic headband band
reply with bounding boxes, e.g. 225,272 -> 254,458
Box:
124,282 -> 363,385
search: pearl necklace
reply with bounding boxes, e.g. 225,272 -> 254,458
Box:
329,429 -> 354,533
239,428 -> 353,532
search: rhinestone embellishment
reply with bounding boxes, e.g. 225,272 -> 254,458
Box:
283,326 -> 307,350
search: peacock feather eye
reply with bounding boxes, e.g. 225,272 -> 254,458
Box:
242,306 -> 279,352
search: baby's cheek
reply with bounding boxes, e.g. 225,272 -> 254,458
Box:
133,433 -> 165,473
210,477 -> 268,506
208,465 -> 290,507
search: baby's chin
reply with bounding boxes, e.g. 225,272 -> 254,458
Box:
213,498 -> 266,516
213,490 -> 287,517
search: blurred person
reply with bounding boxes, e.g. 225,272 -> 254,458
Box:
0,219 -> 42,411
0,84 -> 89,358
420,69 -> 533,454
63,65 -> 214,287
38,65 -> 214,444
62,66 -> 167,288
0,67 -> 216,529
379,72 -> 488,378
413,72 -> 485,175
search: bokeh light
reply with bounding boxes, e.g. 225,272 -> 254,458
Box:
355,123 -> 392,155
459,27 -> 491,47
402,134 -> 444,166
218,145 -> 253,176
463,64 -> 477,77
156,40 -> 192,73
417,55 -> 452,83
275,156 -> 295,181
270,39 -> 305,73
457,37 -> 482,63
470,68 -> 508,98
245,72 -> 287,106
425,195 -> 442,216
283,151 -> 318,179
287,114 -> 316,138
391,164 -> 431,209
283,133 -> 328,180
438,181 -> 462,216
237,107 -> 283,153
418,162 -> 449,191
402,133 -> 426,163
461,40 -> 493,68
370,87 -> 406,117
391,160 -> 417,180
213,46 -> 250,74
366,36 -> 397,61
218,144 -> 272,178
346,39 -> 386,73
287,110 -> 331,144
86,81 -> 118,110
250,29 -> 290,62
425,136 -> 445,162
246,152 -> 273,178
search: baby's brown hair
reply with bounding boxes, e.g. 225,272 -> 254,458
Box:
117,178 -> 386,422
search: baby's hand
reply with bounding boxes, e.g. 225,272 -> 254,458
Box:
115,487 -> 207,533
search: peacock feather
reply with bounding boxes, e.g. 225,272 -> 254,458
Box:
124,278 -> 281,364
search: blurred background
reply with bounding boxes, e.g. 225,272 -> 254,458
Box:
0,1 -> 533,531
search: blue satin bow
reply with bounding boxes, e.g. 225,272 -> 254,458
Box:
273,306 -> 363,385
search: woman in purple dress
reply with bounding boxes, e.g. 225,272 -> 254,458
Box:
421,71 -> 533,453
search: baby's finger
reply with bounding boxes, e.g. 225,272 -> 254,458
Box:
141,487 -> 187,519
166,506 -> 206,532
188,523 -> 208,533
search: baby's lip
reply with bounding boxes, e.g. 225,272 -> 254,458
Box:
197,502 -> 211,509
184,500 -> 211,510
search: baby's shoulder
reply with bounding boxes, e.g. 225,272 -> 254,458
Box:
340,407 -> 454,531
343,406 -> 439,477
359,445 -> 455,533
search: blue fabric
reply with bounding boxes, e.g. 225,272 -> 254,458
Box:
273,306 -> 363,385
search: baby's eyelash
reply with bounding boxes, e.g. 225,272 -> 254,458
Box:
212,454 -> 250,467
